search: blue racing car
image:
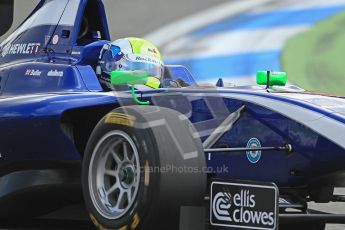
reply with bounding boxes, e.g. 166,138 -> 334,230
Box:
1,1 -> 345,230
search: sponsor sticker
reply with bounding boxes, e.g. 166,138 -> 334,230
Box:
52,35 -> 59,45
210,180 -> 278,230
47,70 -> 64,77
130,213 -> 140,230
148,47 -> 157,54
278,197 -> 290,205
126,53 -> 162,65
44,35 -> 51,45
24,69 -> 42,77
144,160 -> 150,187
246,138 -> 261,164
89,213 -> 116,230
104,112 -> 136,126
1,43 -> 41,57
71,50 -> 81,55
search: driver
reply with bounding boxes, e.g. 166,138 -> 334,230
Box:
96,37 -> 164,90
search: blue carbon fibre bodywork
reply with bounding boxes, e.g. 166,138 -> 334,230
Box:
0,92 -> 121,165
1,0 -> 345,199
148,92 -> 345,187
2,81 -> 345,189
206,99 -> 345,187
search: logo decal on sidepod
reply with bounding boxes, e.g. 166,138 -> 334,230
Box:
246,138 -> 261,164
47,70 -> 64,77
25,69 -> 42,77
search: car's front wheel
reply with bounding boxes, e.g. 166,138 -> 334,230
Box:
82,105 -> 206,230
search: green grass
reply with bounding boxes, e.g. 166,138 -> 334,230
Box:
282,11 -> 345,96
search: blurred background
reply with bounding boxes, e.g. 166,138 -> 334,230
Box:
1,0 -> 345,95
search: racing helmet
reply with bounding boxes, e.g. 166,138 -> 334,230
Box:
97,37 -> 164,90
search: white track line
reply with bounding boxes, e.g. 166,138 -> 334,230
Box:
162,26 -> 309,59
144,0 -> 274,48
251,0 -> 345,14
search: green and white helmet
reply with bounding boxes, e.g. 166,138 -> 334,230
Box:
98,37 -> 164,89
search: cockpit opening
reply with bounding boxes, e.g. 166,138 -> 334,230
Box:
77,0 -> 108,45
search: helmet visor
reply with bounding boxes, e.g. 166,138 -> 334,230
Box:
121,54 -> 164,80
102,53 -> 163,79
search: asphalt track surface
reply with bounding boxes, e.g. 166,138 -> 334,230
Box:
1,1 -> 345,230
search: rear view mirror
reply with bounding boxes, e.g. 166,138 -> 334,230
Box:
110,70 -> 160,89
110,70 -> 160,105
111,70 -> 149,86
256,71 -> 287,87
0,0 -> 14,36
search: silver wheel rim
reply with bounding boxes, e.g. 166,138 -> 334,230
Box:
88,130 -> 140,220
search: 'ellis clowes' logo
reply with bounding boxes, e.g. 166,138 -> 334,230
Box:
212,191 -> 232,222
211,181 -> 277,230
213,190 -> 274,225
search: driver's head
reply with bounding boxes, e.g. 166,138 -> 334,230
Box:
97,37 -> 164,90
